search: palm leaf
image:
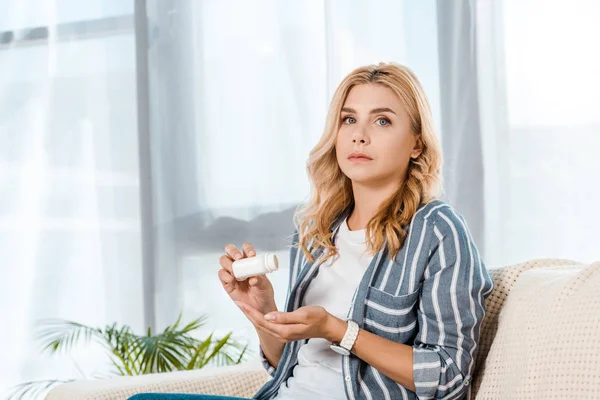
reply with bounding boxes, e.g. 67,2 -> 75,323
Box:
235,344 -> 249,364
185,334 -> 213,369
212,342 -> 249,367
163,313 -> 182,333
177,315 -> 208,335
197,332 -> 233,368
163,315 -> 208,337
124,315 -> 210,374
214,339 -> 250,367
36,319 -> 103,355
103,324 -> 138,375
134,334 -> 188,373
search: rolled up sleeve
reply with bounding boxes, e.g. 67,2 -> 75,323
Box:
259,344 -> 277,377
412,210 -> 494,399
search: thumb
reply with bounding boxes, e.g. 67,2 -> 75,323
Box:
264,309 -> 306,324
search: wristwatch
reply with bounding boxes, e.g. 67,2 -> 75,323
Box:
329,320 -> 359,356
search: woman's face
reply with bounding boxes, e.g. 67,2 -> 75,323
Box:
335,83 -> 422,187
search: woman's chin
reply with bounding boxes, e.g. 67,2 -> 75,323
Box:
345,172 -> 381,185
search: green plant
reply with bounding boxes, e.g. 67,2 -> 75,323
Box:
8,314 -> 249,400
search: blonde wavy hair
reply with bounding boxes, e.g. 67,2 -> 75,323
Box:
294,62 -> 443,263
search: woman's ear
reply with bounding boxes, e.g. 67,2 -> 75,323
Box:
410,136 -> 423,159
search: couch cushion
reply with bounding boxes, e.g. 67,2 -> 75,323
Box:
475,261 -> 600,399
470,258 -> 581,397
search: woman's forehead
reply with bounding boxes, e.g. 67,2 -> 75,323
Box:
343,84 -> 404,112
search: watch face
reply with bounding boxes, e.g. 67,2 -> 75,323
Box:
329,344 -> 350,356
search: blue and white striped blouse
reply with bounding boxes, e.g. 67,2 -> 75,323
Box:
254,200 -> 494,400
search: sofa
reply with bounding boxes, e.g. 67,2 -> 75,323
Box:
46,258 -> 600,399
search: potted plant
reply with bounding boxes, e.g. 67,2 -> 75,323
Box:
9,314 -> 249,399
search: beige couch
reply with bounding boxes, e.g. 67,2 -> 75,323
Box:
47,259 -> 600,400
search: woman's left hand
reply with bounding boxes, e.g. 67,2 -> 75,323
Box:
235,301 -> 346,343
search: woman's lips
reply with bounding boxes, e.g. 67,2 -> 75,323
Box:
348,156 -> 373,163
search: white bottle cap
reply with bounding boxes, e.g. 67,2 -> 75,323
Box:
264,253 -> 279,273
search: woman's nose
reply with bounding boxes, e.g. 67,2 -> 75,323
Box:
352,128 -> 369,144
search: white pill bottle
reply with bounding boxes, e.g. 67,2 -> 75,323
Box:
232,253 -> 279,281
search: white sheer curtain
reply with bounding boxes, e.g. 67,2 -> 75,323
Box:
475,0 -> 600,266
0,1 -> 143,396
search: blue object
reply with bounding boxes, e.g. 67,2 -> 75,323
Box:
128,394 -> 248,400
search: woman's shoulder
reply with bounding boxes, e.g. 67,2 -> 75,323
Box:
412,199 -> 455,222
412,199 -> 471,238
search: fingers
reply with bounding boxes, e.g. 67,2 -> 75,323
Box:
241,242 -> 256,258
218,269 -> 236,294
224,244 -> 243,260
235,301 -> 286,341
222,243 -> 255,277
219,254 -> 234,274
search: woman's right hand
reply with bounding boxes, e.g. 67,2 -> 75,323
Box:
218,242 -> 277,316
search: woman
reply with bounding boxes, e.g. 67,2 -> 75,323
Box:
131,62 -> 494,400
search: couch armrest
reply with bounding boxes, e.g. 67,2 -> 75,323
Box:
45,360 -> 271,400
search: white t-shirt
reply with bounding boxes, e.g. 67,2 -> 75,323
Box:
273,217 -> 374,400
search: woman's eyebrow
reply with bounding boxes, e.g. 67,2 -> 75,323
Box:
341,107 -> 397,115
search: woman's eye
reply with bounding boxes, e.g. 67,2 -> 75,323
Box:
343,116 -> 356,124
377,118 -> 390,126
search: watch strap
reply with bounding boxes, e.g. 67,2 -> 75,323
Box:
338,320 -> 359,352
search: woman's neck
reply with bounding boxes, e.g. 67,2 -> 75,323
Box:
347,180 -> 401,231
